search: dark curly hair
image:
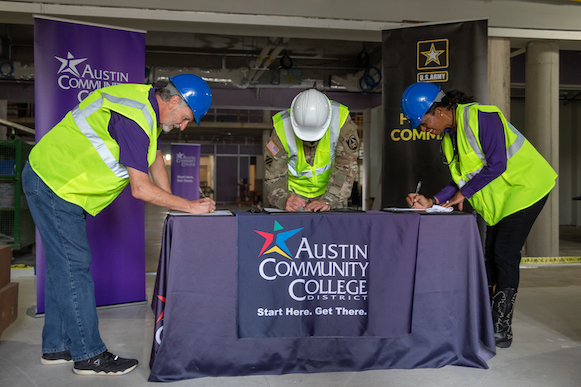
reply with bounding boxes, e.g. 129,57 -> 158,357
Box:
427,90 -> 476,114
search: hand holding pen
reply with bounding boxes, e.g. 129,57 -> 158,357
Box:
412,181 -> 421,208
406,181 -> 431,209
197,186 -> 216,213
286,186 -> 307,211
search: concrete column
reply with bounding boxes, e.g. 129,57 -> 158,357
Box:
487,37 -> 511,119
369,106 -> 383,210
524,40 -> 560,257
575,104 -> 581,226
484,37 -> 513,248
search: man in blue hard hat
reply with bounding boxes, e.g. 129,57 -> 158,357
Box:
22,74 -> 215,376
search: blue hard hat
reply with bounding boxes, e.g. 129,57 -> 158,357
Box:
400,82 -> 443,128
169,74 -> 212,126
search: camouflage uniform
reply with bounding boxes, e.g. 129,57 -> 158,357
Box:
264,114 -> 359,209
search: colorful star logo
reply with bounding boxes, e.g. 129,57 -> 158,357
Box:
255,221 -> 303,260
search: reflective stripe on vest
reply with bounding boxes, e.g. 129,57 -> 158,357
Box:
71,93 -> 155,179
280,101 -> 341,178
446,103 -> 557,225
457,106 -> 525,188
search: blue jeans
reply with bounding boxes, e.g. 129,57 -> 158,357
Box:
22,162 -> 106,361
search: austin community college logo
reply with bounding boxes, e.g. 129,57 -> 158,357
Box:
253,220 -> 369,302
54,51 -> 130,101
175,152 -> 197,167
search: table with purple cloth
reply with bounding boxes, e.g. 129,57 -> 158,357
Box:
149,210 -> 495,382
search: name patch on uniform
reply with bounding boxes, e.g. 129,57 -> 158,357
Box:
267,141 -> 279,156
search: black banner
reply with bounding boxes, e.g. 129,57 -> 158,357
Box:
381,20 -> 488,207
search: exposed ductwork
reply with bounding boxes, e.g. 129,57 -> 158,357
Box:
243,37 -> 291,88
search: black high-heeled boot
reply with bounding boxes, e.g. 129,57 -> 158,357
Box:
491,288 -> 517,348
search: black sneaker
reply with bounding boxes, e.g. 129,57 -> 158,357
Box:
41,350 -> 73,365
72,351 -> 138,376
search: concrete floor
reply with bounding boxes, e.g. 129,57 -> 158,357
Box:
2,203 -> 581,387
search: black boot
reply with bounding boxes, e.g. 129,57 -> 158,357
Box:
491,288 -> 517,348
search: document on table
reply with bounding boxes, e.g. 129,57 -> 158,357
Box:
262,208 -> 311,214
383,205 -> 453,213
262,208 -> 364,214
262,208 -> 289,213
163,210 -> 234,216
383,207 -> 424,212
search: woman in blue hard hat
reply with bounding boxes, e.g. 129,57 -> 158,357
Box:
23,73 -> 215,376
401,82 -> 557,349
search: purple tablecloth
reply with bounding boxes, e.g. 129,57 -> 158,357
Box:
149,211 -> 495,382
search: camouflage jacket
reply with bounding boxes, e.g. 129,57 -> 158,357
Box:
264,114 -> 359,209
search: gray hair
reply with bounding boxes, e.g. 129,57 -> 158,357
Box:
156,81 -> 187,108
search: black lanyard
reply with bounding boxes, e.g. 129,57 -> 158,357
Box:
440,133 -> 458,165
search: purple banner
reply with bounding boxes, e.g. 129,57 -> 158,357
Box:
170,143 -> 201,201
33,16 -> 146,313
237,212 -> 419,338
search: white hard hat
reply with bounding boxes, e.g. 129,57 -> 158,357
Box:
290,89 -> 332,142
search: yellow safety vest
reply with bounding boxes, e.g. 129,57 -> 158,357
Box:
273,102 -> 350,198
29,84 -> 160,216
442,103 -> 557,225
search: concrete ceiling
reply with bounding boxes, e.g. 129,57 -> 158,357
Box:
2,0 -> 581,88
1,0 -> 581,142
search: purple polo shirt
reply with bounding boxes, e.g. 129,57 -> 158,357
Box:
107,87 -> 161,174
435,110 -> 507,203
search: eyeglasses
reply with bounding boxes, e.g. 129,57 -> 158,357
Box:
439,134 -> 458,165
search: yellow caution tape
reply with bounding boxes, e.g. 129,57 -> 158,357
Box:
10,264 -> 35,269
521,256 -> 581,264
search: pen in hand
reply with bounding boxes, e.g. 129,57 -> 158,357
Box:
198,186 -> 206,198
289,186 -> 305,211
412,181 -> 421,208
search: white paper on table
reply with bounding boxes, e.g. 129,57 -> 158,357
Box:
262,207 -> 287,213
383,205 -> 453,213
425,205 -> 454,213
383,207 -> 426,212
263,208 -> 312,213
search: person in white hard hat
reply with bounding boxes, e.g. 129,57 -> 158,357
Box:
265,89 -> 360,211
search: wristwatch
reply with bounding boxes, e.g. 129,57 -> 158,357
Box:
431,197 -> 437,207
